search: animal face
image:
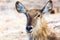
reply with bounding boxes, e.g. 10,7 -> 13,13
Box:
15,0 -> 54,33
15,0 -> 60,40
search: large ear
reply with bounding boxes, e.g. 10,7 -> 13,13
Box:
15,1 -> 27,13
41,0 -> 53,14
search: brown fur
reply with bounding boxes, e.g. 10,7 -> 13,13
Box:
30,17 -> 59,40
16,1 -> 59,40
27,9 -> 41,18
25,0 -> 59,40
27,9 -> 42,27
31,17 -> 51,40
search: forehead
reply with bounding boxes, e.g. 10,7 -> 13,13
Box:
27,9 -> 40,18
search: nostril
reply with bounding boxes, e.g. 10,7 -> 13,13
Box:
26,26 -> 32,32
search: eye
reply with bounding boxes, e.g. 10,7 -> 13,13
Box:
38,15 -> 40,17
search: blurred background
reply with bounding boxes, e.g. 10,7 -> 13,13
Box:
0,0 -> 60,11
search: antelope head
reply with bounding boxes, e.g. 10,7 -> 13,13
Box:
15,0 -> 54,32
15,1 -> 41,32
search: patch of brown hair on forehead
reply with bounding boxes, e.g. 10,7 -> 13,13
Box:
27,9 -> 41,18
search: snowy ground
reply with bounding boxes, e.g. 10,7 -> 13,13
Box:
0,0 -> 60,40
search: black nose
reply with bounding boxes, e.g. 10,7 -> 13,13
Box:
26,26 -> 32,32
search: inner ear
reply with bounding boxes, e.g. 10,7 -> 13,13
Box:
15,1 -> 27,13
